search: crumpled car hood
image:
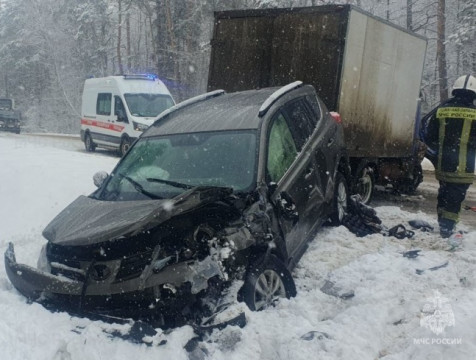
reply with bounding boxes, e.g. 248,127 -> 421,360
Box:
43,186 -> 233,246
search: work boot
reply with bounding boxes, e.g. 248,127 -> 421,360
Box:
440,227 -> 453,239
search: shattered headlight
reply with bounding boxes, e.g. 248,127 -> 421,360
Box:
133,121 -> 148,132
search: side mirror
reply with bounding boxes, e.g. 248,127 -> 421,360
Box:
93,171 -> 108,188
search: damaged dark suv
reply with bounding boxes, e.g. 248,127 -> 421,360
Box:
5,81 -> 349,325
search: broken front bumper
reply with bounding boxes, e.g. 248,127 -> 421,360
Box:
4,242 -> 224,316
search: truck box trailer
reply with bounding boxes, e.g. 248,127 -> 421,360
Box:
207,4 -> 427,202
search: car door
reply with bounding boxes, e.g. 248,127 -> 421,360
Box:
93,92 -> 116,146
306,94 -> 341,202
266,104 -> 320,264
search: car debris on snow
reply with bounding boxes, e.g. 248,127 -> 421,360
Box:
320,280 -> 355,300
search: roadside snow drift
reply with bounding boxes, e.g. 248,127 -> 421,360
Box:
1,133 -> 476,360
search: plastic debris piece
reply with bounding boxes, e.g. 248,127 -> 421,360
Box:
320,280 -> 355,299
403,249 -> 421,258
416,261 -> 449,275
408,219 -> 434,232
300,330 -> 331,341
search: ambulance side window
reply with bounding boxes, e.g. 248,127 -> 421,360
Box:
96,93 -> 112,115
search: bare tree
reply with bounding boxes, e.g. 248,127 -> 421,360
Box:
437,0 -> 448,101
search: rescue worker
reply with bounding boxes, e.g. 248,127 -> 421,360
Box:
424,74 -> 476,238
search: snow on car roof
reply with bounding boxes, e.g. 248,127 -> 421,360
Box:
144,87 -> 278,136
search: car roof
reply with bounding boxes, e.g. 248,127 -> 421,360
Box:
143,87 -> 279,137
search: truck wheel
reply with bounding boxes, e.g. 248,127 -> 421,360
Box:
355,167 -> 374,204
84,133 -> 96,152
397,164 -> 423,195
240,254 -> 296,311
119,136 -> 131,157
330,172 -> 348,225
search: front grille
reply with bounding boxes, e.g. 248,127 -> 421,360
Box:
115,251 -> 153,281
50,260 -> 86,282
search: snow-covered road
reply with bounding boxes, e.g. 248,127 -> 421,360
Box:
1,133 -> 475,360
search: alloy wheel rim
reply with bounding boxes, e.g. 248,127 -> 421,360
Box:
122,142 -> 130,154
358,173 -> 372,203
337,182 -> 347,221
253,269 -> 286,310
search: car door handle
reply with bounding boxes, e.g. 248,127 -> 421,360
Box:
327,138 -> 335,147
304,166 -> 314,180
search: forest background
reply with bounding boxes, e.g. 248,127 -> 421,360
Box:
0,0 -> 474,133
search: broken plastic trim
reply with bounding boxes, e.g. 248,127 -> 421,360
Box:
4,242 -> 225,302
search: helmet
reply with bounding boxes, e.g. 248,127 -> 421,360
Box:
452,74 -> 476,95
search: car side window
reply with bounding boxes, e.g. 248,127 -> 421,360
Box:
283,98 -> 315,150
97,93 -> 112,115
267,113 -> 298,183
305,94 -> 322,128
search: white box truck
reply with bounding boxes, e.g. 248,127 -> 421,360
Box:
80,74 -> 174,156
207,5 -> 427,202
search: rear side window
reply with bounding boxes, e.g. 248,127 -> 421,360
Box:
96,93 -> 112,115
283,98 -> 315,150
305,94 -> 322,128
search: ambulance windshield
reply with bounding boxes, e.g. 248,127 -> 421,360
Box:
124,93 -> 174,117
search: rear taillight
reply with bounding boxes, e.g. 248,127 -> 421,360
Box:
330,111 -> 342,124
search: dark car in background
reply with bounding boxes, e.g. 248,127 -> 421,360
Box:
0,98 -> 21,134
5,81 -> 350,326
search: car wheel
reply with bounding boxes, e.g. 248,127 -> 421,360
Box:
119,136 -> 131,157
241,254 -> 296,311
355,166 -> 374,204
84,133 -> 96,152
330,172 -> 348,224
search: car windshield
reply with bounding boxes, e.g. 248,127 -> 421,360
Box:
99,130 -> 258,201
124,93 -> 174,117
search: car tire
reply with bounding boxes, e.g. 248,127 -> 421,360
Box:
84,133 -> 96,152
355,166 -> 374,204
240,254 -> 296,311
330,172 -> 348,225
119,136 -> 131,157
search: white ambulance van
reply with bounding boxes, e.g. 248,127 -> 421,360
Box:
80,74 -> 174,156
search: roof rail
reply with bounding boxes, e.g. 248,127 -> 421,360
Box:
153,89 -> 225,125
258,81 -> 303,117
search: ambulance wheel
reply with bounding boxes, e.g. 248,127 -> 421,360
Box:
119,136 -> 131,157
84,133 -> 96,152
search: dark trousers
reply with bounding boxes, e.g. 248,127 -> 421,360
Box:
437,181 -> 470,230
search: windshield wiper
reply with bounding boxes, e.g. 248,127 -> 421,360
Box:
146,177 -> 195,189
117,173 -> 162,199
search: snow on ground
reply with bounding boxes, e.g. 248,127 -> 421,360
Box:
1,133 -> 476,360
